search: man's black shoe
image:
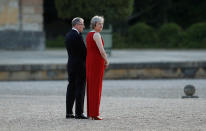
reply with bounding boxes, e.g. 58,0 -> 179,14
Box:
75,114 -> 88,119
66,114 -> 75,119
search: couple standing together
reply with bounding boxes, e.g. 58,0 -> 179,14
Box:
65,16 -> 109,120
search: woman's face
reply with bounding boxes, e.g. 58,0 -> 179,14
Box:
94,22 -> 103,32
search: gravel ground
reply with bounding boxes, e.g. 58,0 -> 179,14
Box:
0,79 -> 206,131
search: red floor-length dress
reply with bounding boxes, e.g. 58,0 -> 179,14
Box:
86,31 -> 105,117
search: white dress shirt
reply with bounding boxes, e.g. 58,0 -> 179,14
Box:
72,27 -> 79,34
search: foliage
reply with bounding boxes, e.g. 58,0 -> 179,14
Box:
113,22 -> 206,49
54,0 -> 134,26
127,22 -> 157,48
46,35 -> 65,48
130,0 -> 206,28
158,23 -> 183,48
112,32 -> 127,49
52,0 -> 206,49
184,23 -> 206,48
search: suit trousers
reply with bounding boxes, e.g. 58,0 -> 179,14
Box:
66,67 -> 86,115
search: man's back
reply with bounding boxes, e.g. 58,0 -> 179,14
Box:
65,17 -> 87,119
65,29 -> 87,72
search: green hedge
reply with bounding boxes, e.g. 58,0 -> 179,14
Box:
46,35 -> 65,48
47,22 -> 206,49
113,22 -> 206,49
184,23 -> 206,48
158,23 -> 183,48
128,22 -> 158,48
112,32 -> 127,48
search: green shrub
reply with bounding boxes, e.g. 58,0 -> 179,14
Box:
158,23 -> 183,48
46,35 -> 65,48
185,23 -> 206,48
112,32 -> 128,49
128,22 -> 157,48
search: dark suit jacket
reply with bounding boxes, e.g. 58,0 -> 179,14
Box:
65,29 -> 87,73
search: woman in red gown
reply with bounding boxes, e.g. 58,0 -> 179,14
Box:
86,16 -> 109,120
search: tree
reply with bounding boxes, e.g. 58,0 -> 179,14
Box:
129,0 -> 173,27
54,0 -> 134,27
129,0 -> 206,28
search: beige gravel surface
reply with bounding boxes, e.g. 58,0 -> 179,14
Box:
0,80 -> 206,131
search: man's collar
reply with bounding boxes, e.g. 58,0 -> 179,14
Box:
72,27 -> 79,34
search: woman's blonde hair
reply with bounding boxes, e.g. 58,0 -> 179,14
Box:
90,16 -> 104,29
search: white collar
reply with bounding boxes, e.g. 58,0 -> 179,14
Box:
72,27 -> 79,34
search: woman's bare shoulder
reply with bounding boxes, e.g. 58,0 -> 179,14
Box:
93,32 -> 101,38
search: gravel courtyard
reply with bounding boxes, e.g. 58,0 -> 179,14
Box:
0,79 -> 206,131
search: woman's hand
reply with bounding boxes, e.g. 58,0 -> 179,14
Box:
105,59 -> 109,68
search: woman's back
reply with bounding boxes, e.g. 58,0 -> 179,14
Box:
86,32 -> 104,58
86,31 -> 105,117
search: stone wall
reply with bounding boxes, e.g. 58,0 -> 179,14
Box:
1,62 -> 206,81
21,0 -> 43,31
0,0 -> 45,50
0,0 -> 19,30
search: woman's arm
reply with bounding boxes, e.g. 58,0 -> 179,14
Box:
93,32 -> 109,67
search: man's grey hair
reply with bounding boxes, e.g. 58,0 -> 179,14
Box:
90,16 -> 104,29
72,17 -> 84,27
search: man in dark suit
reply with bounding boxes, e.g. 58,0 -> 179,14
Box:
65,17 -> 87,119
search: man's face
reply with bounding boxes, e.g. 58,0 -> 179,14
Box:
76,20 -> 85,33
